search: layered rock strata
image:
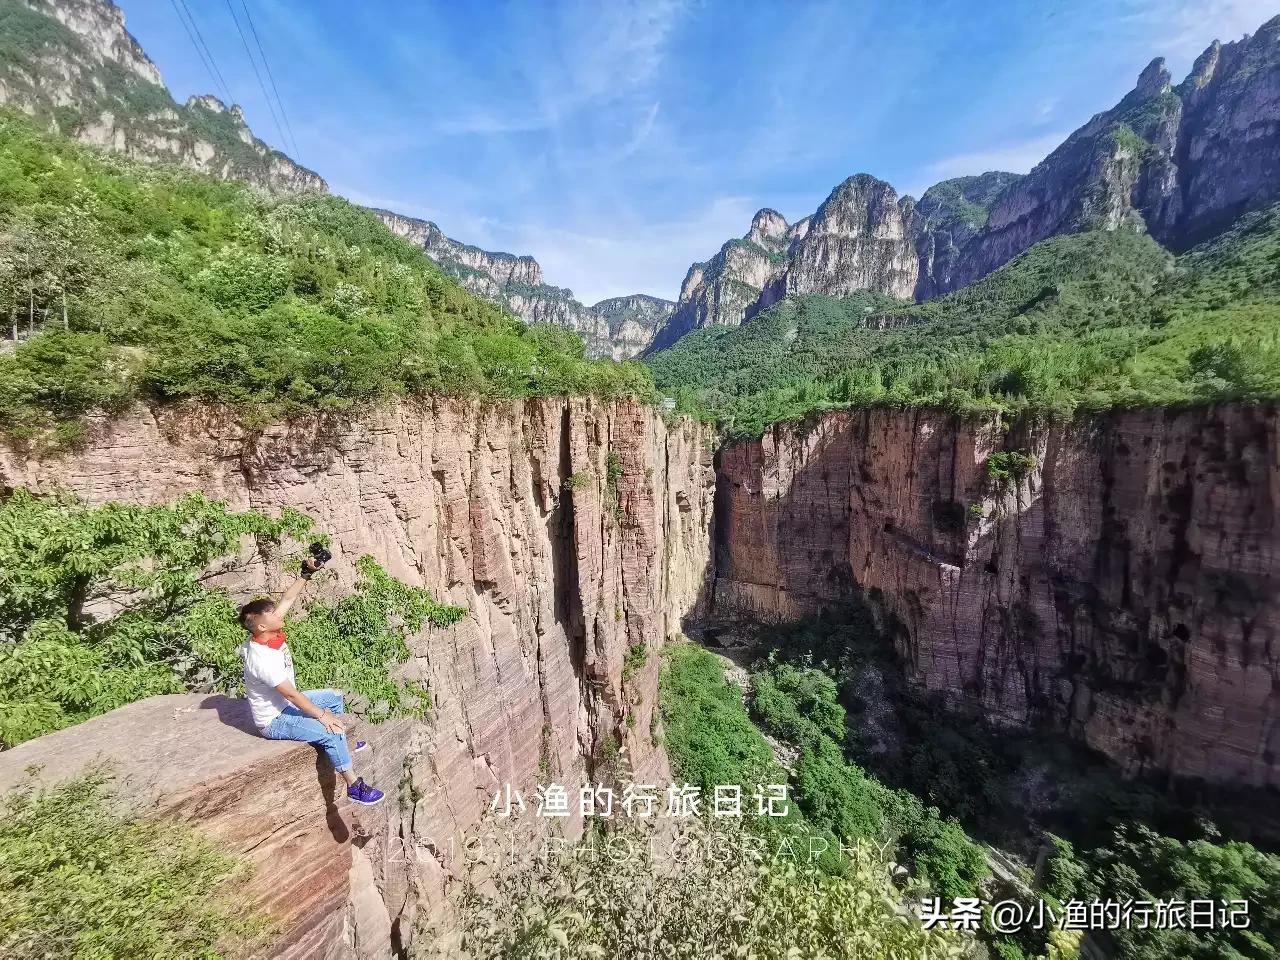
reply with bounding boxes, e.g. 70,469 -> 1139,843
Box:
714,405 -> 1279,790
0,397 -> 716,957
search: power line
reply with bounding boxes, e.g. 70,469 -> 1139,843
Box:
224,0 -> 290,156
167,0 -> 232,105
238,0 -> 302,160
173,0 -> 234,107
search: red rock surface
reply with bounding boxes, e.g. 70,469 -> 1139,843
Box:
0,397 -> 716,958
715,405 -> 1279,789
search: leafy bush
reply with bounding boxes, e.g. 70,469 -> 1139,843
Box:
281,556 -> 464,721
1080,825 -> 1280,960
0,113 -> 655,438
0,774 -> 263,959
750,659 -> 846,745
986,450 -> 1036,486
430,821 -> 970,960
0,488 -> 463,745
749,650 -> 988,899
792,739 -> 886,844
658,644 -> 776,793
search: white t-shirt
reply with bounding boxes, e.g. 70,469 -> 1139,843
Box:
240,638 -> 296,731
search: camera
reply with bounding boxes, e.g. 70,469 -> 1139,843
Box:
301,541 -> 331,579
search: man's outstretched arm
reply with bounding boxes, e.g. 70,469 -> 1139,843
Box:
273,556 -> 322,619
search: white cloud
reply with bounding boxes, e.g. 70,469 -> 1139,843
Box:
501,196 -> 758,306
431,0 -> 687,137
920,130 -> 1071,186
1119,0 -> 1275,66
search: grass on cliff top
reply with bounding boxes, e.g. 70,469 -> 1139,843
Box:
646,212 -> 1280,437
0,773 -> 265,959
0,112 -> 654,443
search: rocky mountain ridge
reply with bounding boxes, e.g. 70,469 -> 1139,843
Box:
0,0 -> 326,193
375,208 -> 672,359
646,16 -> 1280,351
0,0 -> 670,357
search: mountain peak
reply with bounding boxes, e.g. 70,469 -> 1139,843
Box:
0,0 -> 325,194
1134,56 -> 1172,99
748,208 -> 789,244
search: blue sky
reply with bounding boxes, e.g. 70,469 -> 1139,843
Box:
120,0 -> 1273,305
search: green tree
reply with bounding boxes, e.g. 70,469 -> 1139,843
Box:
1081,825 -> 1280,960
0,489 -> 464,746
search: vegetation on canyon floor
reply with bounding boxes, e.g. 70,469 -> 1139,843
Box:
0,113 -> 653,445
0,489 -> 463,747
668,608 -> 1280,960
432,817 -> 969,960
0,773 -> 262,959
647,211 -> 1280,437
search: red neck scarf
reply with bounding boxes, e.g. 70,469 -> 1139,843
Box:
252,629 -> 287,650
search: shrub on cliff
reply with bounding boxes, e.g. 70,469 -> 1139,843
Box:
0,773 -> 263,959
749,657 -> 989,901
658,643 -> 778,793
432,822 -> 970,960
0,113 -> 655,439
0,488 -> 463,746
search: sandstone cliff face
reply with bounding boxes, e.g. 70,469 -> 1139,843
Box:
373,211 -> 666,360
714,405 -> 1279,790
0,694 -> 373,959
0,0 -> 326,194
0,397 -> 716,958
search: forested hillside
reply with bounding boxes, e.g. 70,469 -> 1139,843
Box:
0,114 -> 652,443
647,214 -> 1280,436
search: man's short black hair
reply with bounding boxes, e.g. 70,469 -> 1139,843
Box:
238,597 -> 276,629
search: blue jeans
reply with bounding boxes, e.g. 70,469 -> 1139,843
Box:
264,689 -> 352,773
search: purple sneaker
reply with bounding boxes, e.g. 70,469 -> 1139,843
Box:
347,778 -> 384,806
353,740 -> 369,753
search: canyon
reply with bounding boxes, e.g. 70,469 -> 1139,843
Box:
2,400 -> 1278,956
0,397 -> 716,958
714,404 -> 1280,790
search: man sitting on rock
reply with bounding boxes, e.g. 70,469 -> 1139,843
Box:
238,551 -> 385,807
